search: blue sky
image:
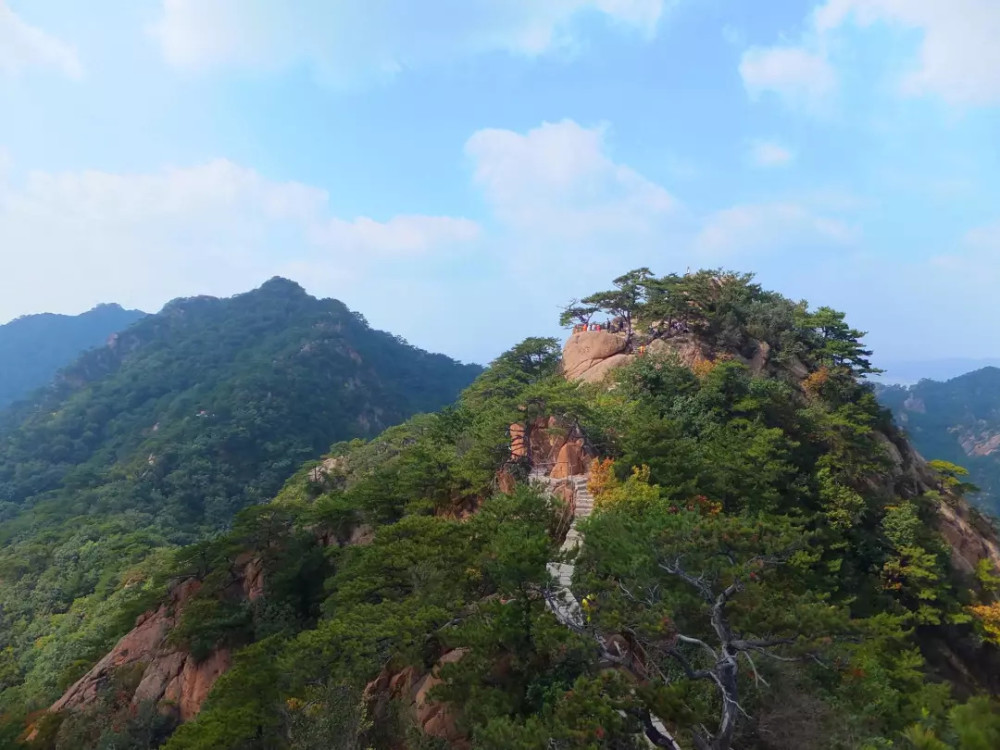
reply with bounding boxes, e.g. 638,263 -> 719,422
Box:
1,0 -> 999,371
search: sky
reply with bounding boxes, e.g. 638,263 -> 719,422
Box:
1,0 -> 999,370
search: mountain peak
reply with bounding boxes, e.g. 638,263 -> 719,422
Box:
257,276 -> 309,296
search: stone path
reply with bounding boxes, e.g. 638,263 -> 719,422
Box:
539,472 -> 592,628
532,469 -> 681,749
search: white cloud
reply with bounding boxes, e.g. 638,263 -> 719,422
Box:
0,120 -> 870,363
748,140 -> 795,168
466,120 -> 675,240
739,46 -> 835,106
744,0 -> 1000,108
962,221 -> 1000,252
312,215 -> 480,256
151,0 -> 668,82
694,202 -> 857,257
826,0 -> 1000,105
0,159 -> 479,323
0,0 -> 82,78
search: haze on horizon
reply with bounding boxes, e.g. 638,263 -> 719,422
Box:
1,0 -> 999,372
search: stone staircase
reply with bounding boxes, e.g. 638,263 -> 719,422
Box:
538,472 -> 593,628
533,469 -> 682,750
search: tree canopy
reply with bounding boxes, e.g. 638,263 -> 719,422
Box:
6,269 -> 1000,750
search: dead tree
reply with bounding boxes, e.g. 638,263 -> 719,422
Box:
546,552 -> 808,750
655,556 -> 796,750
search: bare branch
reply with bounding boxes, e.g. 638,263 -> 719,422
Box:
741,651 -> 769,688
676,633 -> 719,662
731,636 -> 796,652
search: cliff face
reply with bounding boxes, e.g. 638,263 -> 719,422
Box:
47,579 -> 232,725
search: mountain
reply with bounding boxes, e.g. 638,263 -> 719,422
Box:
873,358 -> 1000,386
15,270 -> 1000,750
0,303 -> 146,410
877,367 -> 1000,512
0,277 -> 481,722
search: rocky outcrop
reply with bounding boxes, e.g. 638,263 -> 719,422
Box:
550,440 -> 588,479
646,335 -> 714,370
132,648 -> 231,721
937,499 -> 1000,575
49,579 -> 230,722
558,326 -> 1000,585
508,416 -> 595,479
562,330 -> 633,382
959,430 -> 1000,458
365,649 -> 471,749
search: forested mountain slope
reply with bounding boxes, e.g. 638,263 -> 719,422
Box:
12,270 -> 1000,750
0,304 -> 146,410
0,277 -> 481,722
878,369 -> 1000,513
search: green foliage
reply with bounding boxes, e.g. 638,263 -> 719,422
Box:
902,696 -> 1000,749
0,279 -> 480,714
576,268 -> 653,332
808,306 -> 880,376
877,369 -> 1000,513
4,268 -> 993,750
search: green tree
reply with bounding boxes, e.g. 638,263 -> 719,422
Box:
809,306 -> 880,376
579,268 -> 654,335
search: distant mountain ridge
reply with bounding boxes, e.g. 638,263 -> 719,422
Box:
877,366 -> 1000,511
0,303 -> 147,409
874,358 -> 1000,386
0,277 -> 482,714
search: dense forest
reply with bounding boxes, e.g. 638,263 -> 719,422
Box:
878,369 -> 1000,513
0,277 -> 481,724
8,269 -> 1000,749
0,304 -> 146,410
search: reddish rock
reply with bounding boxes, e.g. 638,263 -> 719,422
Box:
550,441 -> 587,479
528,416 -> 568,465
46,577 -> 231,724
164,649 -> 232,721
510,423 -> 527,458
365,649 -> 470,748
562,331 -> 632,382
496,469 -> 516,495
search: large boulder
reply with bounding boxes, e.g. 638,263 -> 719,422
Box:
550,441 -> 588,479
563,331 -> 632,382
646,335 -> 713,370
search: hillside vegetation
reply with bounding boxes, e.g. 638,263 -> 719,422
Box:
0,278 -> 481,720
10,270 -> 1000,750
879,368 -> 1000,513
0,304 -> 146,410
